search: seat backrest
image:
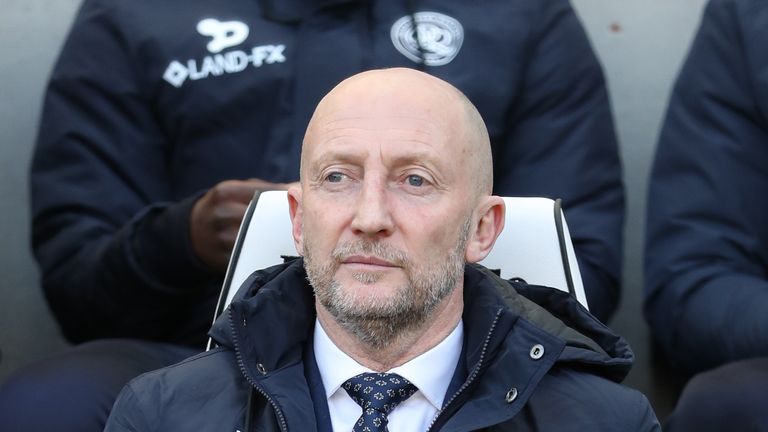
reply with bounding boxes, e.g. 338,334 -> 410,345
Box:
209,190 -> 588,341
481,197 -> 587,307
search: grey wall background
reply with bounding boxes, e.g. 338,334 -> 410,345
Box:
0,0 -> 80,380
572,0 -> 708,418
0,0 -> 708,420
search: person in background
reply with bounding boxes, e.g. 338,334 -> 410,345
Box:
0,0 -> 624,430
106,68 -> 657,432
645,0 -> 768,429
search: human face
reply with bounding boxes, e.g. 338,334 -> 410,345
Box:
292,83 -> 478,345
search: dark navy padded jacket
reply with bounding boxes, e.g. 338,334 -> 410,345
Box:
646,0 -> 768,373
105,261 -> 659,431
31,0 -> 624,345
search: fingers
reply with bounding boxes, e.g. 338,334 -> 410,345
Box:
245,178 -> 294,191
189,178 -> 294,272
210,178 -> 293,205
210,180 -> 263,204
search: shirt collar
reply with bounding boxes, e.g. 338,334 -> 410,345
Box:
314,318 -> 464,410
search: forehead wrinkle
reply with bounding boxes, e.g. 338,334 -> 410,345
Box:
316,126 -> 437,140
311,118 -> 445,153
311,126 -> 438,156
315,115 -> 444,137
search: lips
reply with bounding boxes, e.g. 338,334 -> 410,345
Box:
341,255 -> 399,268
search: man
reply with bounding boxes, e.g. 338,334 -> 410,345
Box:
0,0 -> 624,429
645,0 -> 768,429
105,69 -> 656,431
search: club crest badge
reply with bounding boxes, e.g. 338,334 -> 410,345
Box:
390,12 -> 464,66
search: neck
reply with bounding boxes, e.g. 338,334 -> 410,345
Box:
316,287 -> 464,371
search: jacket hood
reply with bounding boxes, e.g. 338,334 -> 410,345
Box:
466,264 -> 633,382
209,259 -> 634,385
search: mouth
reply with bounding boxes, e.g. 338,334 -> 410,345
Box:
341,255 -> 400,268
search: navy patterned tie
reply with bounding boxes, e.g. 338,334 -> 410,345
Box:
342,372 -> 418,432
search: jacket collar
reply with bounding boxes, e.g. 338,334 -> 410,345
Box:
211,259 -> 634,430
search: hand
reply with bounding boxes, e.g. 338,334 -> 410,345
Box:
190,178 -> 292,272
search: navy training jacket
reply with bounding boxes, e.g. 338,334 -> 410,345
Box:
31,0 -> 624,345
105,260 -> 659,431
645,0 -> 768,373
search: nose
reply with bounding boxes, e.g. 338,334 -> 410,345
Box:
350,178 -> 395,238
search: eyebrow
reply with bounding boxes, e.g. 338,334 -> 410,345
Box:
386,150 -> 445,170
308,147 -> 365,174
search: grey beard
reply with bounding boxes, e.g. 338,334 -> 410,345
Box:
304,218 -> 471,349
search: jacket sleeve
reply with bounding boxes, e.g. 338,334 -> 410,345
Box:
630,392 -> 662,431
645,0 -> 768,372
30,0 -> 218,343
104,383 -> 153,432
492,0 -> 624,322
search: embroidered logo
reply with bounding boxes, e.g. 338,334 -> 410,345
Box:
163,18 -> 286,88
390,12 -> 464,66
196,18 -> 249,53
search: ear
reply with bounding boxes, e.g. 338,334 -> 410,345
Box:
465,196 -> 505,263
287,184 -> 304,255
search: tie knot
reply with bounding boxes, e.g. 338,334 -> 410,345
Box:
343,372 -> 418,415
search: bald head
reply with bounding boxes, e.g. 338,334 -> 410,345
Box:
301,68 -> 493,197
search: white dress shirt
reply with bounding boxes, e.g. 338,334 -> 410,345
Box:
314,318 -> 464,432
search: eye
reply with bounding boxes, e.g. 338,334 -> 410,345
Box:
326,172 -> 345,183
406,174 -> 425,187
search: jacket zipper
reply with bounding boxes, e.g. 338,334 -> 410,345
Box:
228,308 -> 289,432
426,308 -> 504,432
